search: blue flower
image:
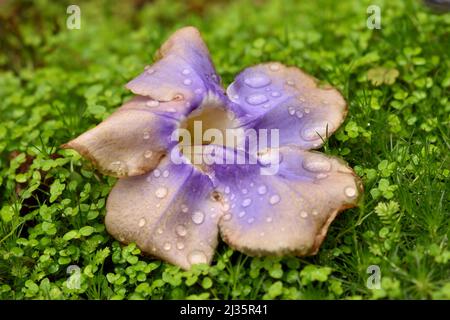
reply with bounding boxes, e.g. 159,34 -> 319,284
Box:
64,27 -> 362,269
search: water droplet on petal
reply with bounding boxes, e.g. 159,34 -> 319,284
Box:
182,68 -> 191,75
146,100 -> 159,107
163,242 -> 171,251
271,91 -> 281,97
301,122 -> 332,141
244,74 -> 271,88
153,169 -> 161,178
345,186 -> 357,198
269,64 -> 280,71
242,198 -> 252,207
194,88 -> 203,95
138,218 -> 146,227
312,210 -> 319,216
258,185 -> 267,195
143,130 -> 151,140
302,156 -> 331,172
269,194 -> 280,205
145,67 -> 155,74
246,93 -> 269,105
157,228 -> 163,234
286,80 -> 295,86
224,186 -> 231,194
247,217 -> 255,224
192,211 -> 205,224
181,204 -> 189,213
238,211 -> 246,218
288,106 -> 296,115
241,188 -> 248,194
296,110 -> 303,118
176,242 -> 185,250
188,250 -> 207,265
144,150 -> 153,158
304,107 -> 311,114
162,170 -> 170,178
266,217 -> 273,223
176,225 -> 187,237
155,187 -> 168,199
183,78 -> 192,86
300,211 -> 308,218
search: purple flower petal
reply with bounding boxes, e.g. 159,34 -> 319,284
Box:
203,145 -> 361,256
63,97 -> 186,177
126,27 -> 224,107
227,63 -> 347,149
105,156 -> 223,270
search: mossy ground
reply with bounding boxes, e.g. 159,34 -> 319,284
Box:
0,0 -> 449,299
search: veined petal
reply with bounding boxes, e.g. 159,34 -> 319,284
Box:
227,63 -> 347,149
126,26 -> 224,106
63,97 -> 185,177
105,155 -> 223,270
204,145 -> 362,256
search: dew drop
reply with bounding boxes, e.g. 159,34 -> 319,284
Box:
269,194 -> 280,205
241,188 -> 248,194
145,67 -> 155,74
300,211 -> 308,218
246,93 -> 269,105
183,78 -> 192,86
155,187 -> 168,199
175,225 -> 187,237
188,250 -> 207,265
286,79 -> 295,86
271,91 -> 281,97
192,210 -> 205,224
295,110 -> 303,118
266,217 -> 273,223
242,198 -> 252,207
244,74 -> 271,88
144,150 -> 153,159
258,185 -> 267,195
153,169 -> 161,178
269,64 -> 280,71
182,68 -> 191,75
302,156 -> 331,172
223,213 -> 232,221
146,100 -> 159,107
301,122 -> 331,141
138,218 -> 146,227
238,211 -> 246,218
162,170 -> 170,178
304,107 -> 311,114
312,210 -> 319,216
224,186 -> 231,194
288,106 -> 296,115
157,228 -> 163,234
163,242 -> 171,251
344,186 -> 357,198
176,242 -> 185,250
247,217 -> 255,224
194,88 -> 203,95
143,130 -> 151,140
181,204 -> 189,213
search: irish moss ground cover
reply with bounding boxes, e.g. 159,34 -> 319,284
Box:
0,0 -> 449,300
